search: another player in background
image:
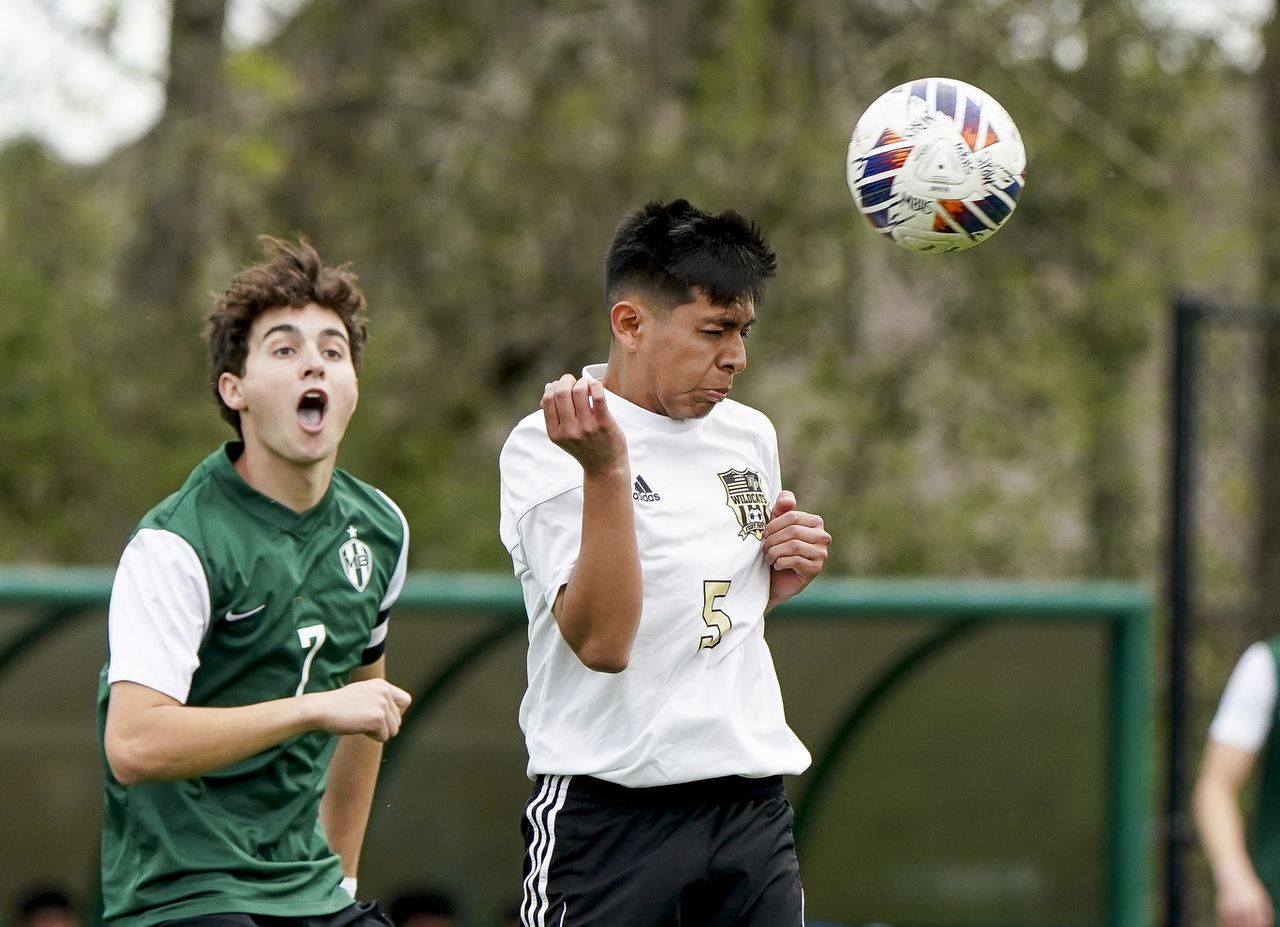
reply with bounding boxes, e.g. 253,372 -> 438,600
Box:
386,887 -> 462,927
1195,640 -> 1280,927
12,887 -> 79,927
97,237 -> 412,927
499,199 -> 831,927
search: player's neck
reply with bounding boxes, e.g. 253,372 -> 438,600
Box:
233,442 -> 334,513
601,356 -> 662,416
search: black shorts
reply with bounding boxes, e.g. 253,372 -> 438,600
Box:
156,901 -> 390,927
520,774 -> 803,927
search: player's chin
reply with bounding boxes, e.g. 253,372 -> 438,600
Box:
678,398 -> 719,420
287,430 -> 341,463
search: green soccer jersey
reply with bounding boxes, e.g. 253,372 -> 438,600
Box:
1252,638 -> 1280,904
96,443 -> 409,927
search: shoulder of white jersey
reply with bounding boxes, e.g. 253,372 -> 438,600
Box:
719,396 -> 775,425
500,411 -> 582,486
500,406 -> 556,456
1240,640 -> 1279,687
499,409 -> 584,542
714,398 -> 778,444
508,405 -> 550,437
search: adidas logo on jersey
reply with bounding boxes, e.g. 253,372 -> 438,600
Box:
632,475 -> 661,502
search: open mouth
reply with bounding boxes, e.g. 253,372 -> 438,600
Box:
297,390 -> 328,432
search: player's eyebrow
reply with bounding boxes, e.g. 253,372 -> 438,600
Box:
261,323 -> 299,341
706,312 -> 756,329
261,323 -> 349,344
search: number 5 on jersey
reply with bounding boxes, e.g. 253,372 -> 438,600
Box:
699,580 -> 733,651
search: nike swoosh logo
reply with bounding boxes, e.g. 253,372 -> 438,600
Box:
224,604 -> 267,622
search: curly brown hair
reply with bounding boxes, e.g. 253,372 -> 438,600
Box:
206,236 -> 369,435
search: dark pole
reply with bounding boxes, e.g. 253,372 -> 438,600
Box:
1166,294 -> 1199,927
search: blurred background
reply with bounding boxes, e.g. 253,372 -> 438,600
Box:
0,0 -> 1276,924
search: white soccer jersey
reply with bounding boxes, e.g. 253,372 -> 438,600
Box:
499,363 -> 811,787
1209,642 -> 1278,751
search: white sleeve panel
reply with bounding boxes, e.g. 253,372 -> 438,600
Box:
366,619 -> 389,650
375,489 -> 410,614
516,488 -> 584,610
106,528 -> 211,704
766,421 -> 782,504
1209,642 -> 1278,751
499,414 -> 583,555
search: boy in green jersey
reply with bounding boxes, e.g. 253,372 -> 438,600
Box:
1196,639 -> 1280,927
97,238 -> 413,927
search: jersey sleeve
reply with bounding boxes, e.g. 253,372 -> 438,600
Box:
516,488 -> 585,610
106,528 -> 212,703
365,489 -> 410,666
764,417 -> 782,503
499,414 -> 586,608
1208,641 -> 1278,751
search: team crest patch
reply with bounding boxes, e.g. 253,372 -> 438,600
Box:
718,468 -> 769,540
339,526 -> 373,592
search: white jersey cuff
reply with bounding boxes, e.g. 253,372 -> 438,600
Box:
1209,641 -> 1277,751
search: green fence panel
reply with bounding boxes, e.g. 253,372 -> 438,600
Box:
0,570 -> 1150,927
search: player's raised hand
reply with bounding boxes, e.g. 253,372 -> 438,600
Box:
762,490 -> 830,612
541,374 -> 628,475
306,678 -> 412,742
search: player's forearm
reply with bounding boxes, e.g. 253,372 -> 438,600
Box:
557,466 -> 642,673
320,732 -> 383,878
1195,774 -> 1258,885
105,693 -> 319,784
107,672 -> 409,785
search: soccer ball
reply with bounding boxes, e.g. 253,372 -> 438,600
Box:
846,77 -> 1027,253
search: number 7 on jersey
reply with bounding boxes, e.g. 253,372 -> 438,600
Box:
296,624 -> 327,696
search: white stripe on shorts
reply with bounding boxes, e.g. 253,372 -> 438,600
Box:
521,774 -> 571,927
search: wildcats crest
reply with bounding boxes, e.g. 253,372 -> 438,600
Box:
718,468 -> 769,540
339,526 -> 374,592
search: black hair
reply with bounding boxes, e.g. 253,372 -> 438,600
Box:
388,888 -> 459,923
604,199 -> 777,312
16,888 -> 73,922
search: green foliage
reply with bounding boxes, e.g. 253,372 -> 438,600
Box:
0,0 -> 1244,583
0,143 -> 121,559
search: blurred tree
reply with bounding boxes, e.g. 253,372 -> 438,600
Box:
0,0 -> 1247,584
1254,4 -> 1280,646
0,142 -> 117,560
116,0 -> 228,315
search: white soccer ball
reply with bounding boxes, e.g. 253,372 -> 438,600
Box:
846,77 -> 1027,254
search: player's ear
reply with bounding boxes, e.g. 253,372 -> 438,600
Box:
609,300 -> 643,350
218,371 -> 247,411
